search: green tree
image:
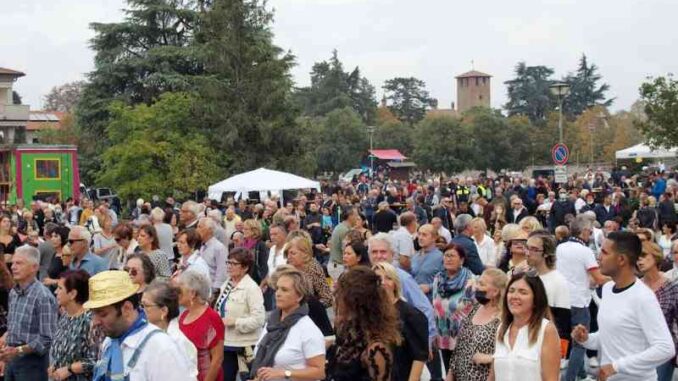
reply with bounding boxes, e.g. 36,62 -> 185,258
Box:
461,108 -> 527,171
295,50 -> 377,122
193,0 -> 306,174
563,55 -> 613,118
76,0 -> 202,181
97,92 -> 219,200
43,81 -> 86,112
413,115 -> 474,173
504,62 -> 555,123
374,120 -> 413,155
637,75 -> 678,148
315,108 -> 368,173
383,77 -> 436,125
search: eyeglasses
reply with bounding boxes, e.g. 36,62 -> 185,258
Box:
140,302 -> 159,310
511,240 -> 527,247
226,261 -> 241,267
68,239 -> 85,245
526,246 -> 544,253
443,252 -> 460,259
123,267 -> 139,277
114,237 -> 126,242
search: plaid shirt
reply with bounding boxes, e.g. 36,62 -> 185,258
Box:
656,279 -> 678,355
7,279 -> 57,355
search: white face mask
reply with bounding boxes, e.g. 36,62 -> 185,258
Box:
559,193 -> 567,201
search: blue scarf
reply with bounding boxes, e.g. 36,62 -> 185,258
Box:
94,310 -> 148,381
436,267 -> 472,299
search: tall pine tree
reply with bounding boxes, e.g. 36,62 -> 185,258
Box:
563,54 -> 613,118
294,50 -> 376,123
193,0 -> 308,174
76,0 -> 203,181
504,62 -> 555,124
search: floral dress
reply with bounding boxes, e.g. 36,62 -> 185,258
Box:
49,312 -> 99,381
431,269 -> 475,350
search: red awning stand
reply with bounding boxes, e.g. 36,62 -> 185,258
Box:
369,149 -> 407,161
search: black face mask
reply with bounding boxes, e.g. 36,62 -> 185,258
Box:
475,290 -> 490,305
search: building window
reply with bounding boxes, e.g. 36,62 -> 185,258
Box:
35,159 -> 60,180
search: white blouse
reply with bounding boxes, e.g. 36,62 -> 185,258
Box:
493,318 -> 549,381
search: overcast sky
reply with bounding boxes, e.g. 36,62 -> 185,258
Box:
2,0 -> 675,113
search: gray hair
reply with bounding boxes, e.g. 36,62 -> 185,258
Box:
182,200 -> 201,217
198,217 -> 216,233
150,207 -> 165,222
367,232 -> 395,254
455,214 -> 473,235
570,215 -> 593,237
70,225 -> 92,244
177,270 -> 212,302
15,245 -> 40,265
207,209 -> 223,225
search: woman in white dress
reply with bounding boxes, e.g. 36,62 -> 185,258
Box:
490,272 -> 560,381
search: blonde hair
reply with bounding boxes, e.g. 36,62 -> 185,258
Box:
470,217 -> 487,233
483,268 -> 508,308
284,234 -> 313,263
243,219 -> 262,239
519,216 -> 543,233
641,241 -> 664,269
419,223 -> 439,238
500,223 -> 522,242
372,262 -> 402,300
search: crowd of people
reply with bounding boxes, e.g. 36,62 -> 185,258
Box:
0,166 -> 676,381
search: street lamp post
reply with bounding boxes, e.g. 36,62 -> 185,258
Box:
367,125 -> 375,177
550,82 -> 571,144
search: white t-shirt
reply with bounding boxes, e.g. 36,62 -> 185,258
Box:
267,244 -> 288,278
581,281 -> 675,380
556,241 -> 599,308
256,316 -> 325,381
539,269 -> 571,309
474,234 -> 497,267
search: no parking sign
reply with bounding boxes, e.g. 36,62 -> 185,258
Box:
552,143 -> 569,165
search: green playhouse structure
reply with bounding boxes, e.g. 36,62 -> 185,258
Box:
0,145 -> 80,204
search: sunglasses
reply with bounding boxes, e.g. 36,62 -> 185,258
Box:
68,239 -> 85,245
114,237 -> 126,242
123,267 -> 139,277
226,261 -> 241,267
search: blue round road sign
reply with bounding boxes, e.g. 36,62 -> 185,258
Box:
552,143 -> 569,165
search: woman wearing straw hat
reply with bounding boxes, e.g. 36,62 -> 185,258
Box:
85,270 -> 193,381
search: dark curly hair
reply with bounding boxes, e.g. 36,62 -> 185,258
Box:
334,266 -> 401,347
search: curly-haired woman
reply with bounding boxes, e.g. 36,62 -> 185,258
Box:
328,266 -> 401,381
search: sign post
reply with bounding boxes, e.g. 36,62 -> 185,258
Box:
552,143 -> 569,184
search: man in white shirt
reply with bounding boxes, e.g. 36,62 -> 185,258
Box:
557,216 -> 609,381
431,217 -> 452,244
86,271 -> 193,381
390,211 -> 417,271
573,231 -> 675,381
262,223 -> 287,310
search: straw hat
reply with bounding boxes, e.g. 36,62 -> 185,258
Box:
83,270 -> 140,310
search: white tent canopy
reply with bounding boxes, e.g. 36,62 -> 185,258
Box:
208,168 -> 320,200
615,143 -> 678,160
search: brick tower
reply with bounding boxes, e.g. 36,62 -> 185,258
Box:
456,70 -> 491,113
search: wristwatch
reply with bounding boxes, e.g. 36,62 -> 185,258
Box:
16,345 -> 24,355
284,370 -> 292,379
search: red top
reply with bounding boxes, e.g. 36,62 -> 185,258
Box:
179,307 -> 225,381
